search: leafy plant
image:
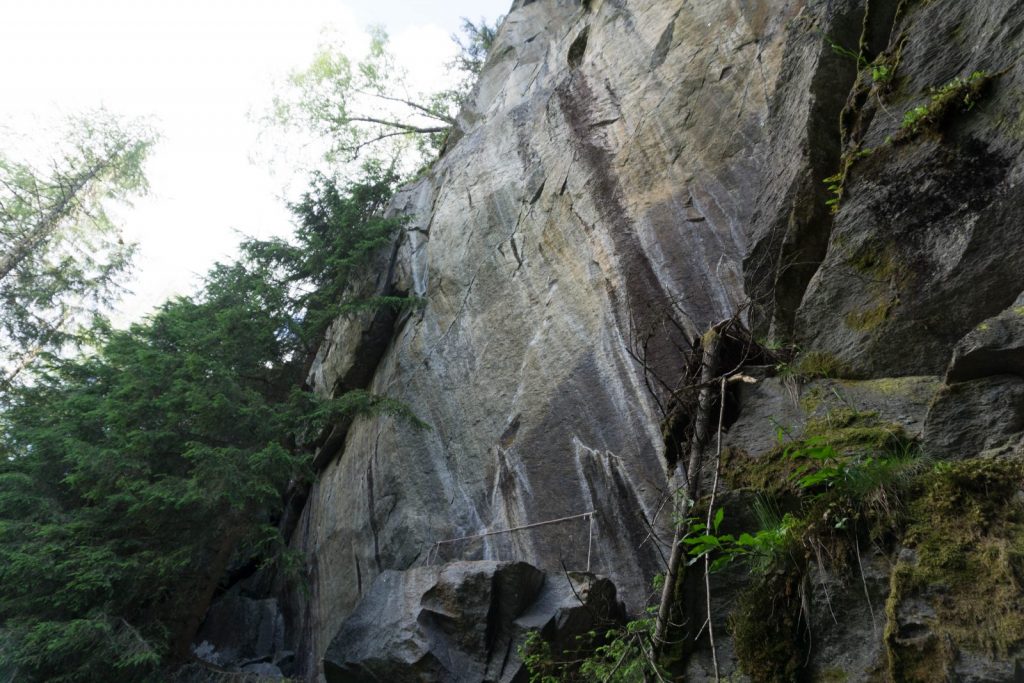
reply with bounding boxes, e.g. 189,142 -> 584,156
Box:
578,619 -> 662,683
519,617 -> 667,683
871,63 -> 894,84
520,631 -> 560,683
823,147 -> 873,214
684,502 -> 797,574
723,412 -> 921,681
898,71 -> 991,138
828,38 -> 867,69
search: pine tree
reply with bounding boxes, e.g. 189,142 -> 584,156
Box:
240,160 -> 408,352
0,164 -> 422,681
0,112 -> 156,395
0,262 -> 306,681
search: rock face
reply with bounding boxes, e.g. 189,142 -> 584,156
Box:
322,560 -> 621,683
263,0 -> 1024,680
192,593 -> 288,677
792,1 -> 1024,377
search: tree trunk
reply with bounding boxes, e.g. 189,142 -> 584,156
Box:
0,163 -> 104,284
654,327 -> 721,651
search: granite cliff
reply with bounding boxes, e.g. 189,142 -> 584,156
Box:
199,0 -> 1024,680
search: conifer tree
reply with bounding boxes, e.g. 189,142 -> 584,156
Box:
0,112 -> 155,395
0,164 -> 420,682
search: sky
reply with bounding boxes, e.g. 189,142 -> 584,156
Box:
0,0 -> 509,324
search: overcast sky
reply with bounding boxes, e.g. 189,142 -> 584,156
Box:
0,0 -> 509,324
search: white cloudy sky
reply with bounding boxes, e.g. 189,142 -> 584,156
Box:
0,0 -> 508,323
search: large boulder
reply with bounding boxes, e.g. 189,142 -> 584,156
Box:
794,0 -> 1024,378
923,376 -> 1024,460
923,293 -> 1024,459
323,560 -> 621,683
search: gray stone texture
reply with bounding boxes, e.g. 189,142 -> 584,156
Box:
274,0 -> 1024,679
322,561 -> 621,683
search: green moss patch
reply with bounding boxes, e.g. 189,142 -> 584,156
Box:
886,459 -> 1024,678
723,409 -> 910,499
847,376 -> 935,398
803,408 -> 906,452
722,446 -> 801,497
721,411 -> 1024,682
730,567 -> 808,683
789,351 -> 852,380
845,300 -> 892,332
846,241 -> 904,284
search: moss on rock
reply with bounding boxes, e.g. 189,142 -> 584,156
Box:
844,301 -> 892,332
730,563 -> 808,683
789,351 -> 852,380
885,458 -> 1024,678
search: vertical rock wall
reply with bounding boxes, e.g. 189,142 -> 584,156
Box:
282,0 -> 1024,679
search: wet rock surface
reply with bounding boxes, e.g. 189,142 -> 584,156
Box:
946,291 -> 1024,384
795,0 -> 1024,378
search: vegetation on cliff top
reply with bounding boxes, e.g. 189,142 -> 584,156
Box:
267,18 -> 499,171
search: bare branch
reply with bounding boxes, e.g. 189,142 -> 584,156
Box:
347,130 -> 429,160
354,89 -> 458,125
655,322 -> 724,651
701,376 -> 727,682
340,116 -> 449,135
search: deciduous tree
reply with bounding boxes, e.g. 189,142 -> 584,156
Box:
268,18 -> 502,170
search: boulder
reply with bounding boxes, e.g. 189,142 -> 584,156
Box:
923,294 -> 1024,459
795,1 -> 1024,378
946,291 -> 1024,384
323,560 -> 622,683
923,376 -> 1024,460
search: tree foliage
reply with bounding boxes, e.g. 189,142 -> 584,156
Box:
0,112 -> 156,394
268,17 -> 502,170
0,266 -> 307,681
0,164 -> 419,681
450,17 -> 501,79
241,160 -> 407,350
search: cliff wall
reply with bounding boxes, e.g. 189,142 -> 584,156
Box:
283,0 -> 1024,679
